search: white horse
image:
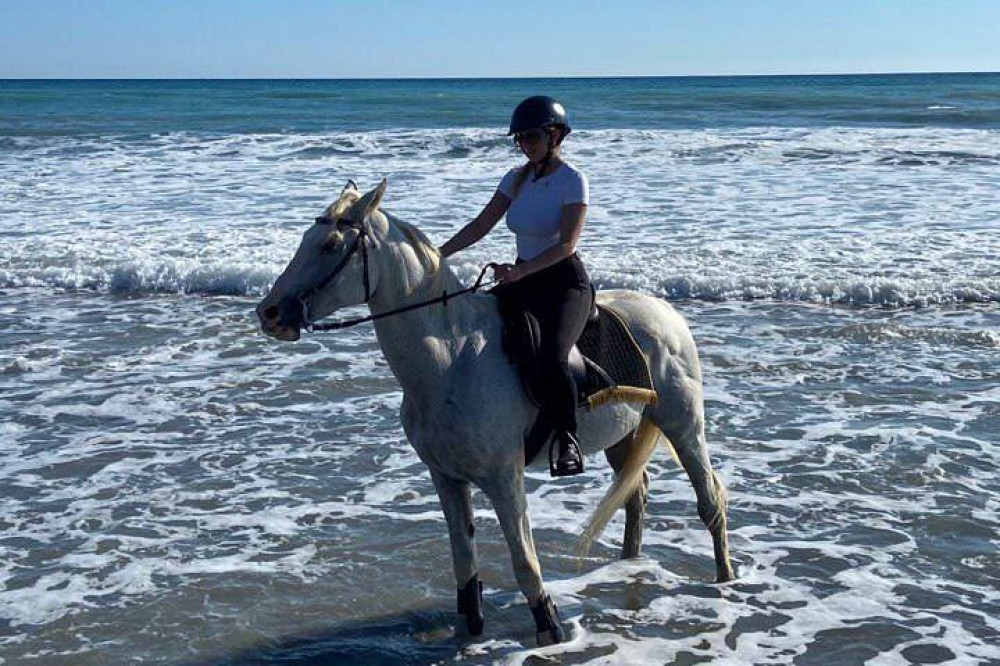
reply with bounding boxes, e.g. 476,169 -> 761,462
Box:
256,180 -> 735,645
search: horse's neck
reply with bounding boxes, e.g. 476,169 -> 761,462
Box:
369,241 -> 496,400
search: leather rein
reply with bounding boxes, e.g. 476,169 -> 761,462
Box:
299,214 -> 496,332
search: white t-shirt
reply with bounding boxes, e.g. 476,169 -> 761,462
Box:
497,162 -> 589,261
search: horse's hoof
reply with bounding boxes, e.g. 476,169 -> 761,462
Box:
536,625 -> 565,646
458,576 -> 485,635
530,594 -> 565,646
716,564 -> 738,583
465,613 -> 485,636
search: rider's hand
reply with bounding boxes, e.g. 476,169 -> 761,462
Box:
495,263 -> 522,284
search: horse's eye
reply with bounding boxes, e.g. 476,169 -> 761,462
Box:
321,232 -> 342,252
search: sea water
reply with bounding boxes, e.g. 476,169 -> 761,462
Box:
1,75 -> 998,665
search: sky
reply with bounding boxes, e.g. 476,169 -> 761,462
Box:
2,0 -> 999,79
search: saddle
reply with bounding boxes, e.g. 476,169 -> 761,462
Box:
500,292 -> 658,466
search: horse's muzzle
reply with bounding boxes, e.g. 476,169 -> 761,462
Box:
256,296 -> 302,341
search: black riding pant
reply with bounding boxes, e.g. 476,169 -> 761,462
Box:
495,253 -> 593,435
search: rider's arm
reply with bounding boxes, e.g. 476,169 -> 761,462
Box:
504,202 -> 586,281
440,191 -> 510,258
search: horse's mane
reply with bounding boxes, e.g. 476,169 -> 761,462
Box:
323,189 -> 361,220
390,214 -> 441,276
324,185 -> 441,277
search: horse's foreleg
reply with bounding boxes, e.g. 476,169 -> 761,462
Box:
430,470 -> 483,635
604,430 -> 650,559
483,467 -> 565,646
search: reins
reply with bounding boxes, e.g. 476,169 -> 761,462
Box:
308,262 -> 497,331
301,214 -> 497,332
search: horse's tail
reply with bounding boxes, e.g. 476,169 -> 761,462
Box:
577,417 -> 675,558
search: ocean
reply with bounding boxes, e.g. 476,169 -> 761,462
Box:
1,74 -> 998,665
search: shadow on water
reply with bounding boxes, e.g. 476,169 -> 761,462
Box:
183,598 -> 537,666
179,607 -> 457,666
189,608 -> 462,666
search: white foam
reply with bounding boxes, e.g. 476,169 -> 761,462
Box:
2,125 -> 999,663
2,127 -> 999,308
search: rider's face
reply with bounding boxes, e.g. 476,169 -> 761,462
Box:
514,127 -> 553,161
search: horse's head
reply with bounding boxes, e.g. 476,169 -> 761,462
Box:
256,179 -> 388,341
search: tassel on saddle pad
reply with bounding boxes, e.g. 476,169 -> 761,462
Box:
575,304 -> 658,411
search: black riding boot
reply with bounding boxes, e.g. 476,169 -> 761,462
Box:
550,431 -> 584,477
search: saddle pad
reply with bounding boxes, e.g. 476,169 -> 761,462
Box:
523,302 -> 656,466
576,304 -> 656,409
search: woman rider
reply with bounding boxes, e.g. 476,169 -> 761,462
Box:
440,95 -> 592,477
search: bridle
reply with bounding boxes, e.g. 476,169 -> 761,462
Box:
296,214 -> 373,330
294,213 -> 496,332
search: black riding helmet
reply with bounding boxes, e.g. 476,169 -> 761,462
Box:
508,96 -> 572,142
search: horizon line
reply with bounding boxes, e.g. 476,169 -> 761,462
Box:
2,69 -> 999,82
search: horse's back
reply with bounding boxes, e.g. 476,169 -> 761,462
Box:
595,289 -> 702,384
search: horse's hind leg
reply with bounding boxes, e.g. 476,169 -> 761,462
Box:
651,399 -> 736,583
604,430 -> 650,559
430,470 -> 484,635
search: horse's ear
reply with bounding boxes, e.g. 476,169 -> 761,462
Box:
355,179 -> 387,218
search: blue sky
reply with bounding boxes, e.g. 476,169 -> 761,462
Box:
2,0 -> 998,78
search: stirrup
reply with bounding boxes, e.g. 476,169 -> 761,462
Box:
549,432 -> 584,477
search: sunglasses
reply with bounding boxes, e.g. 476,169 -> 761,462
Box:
513,128 -> 549,147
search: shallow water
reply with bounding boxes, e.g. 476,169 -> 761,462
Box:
2,293 -> 998,664
2,76 -> 999,664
